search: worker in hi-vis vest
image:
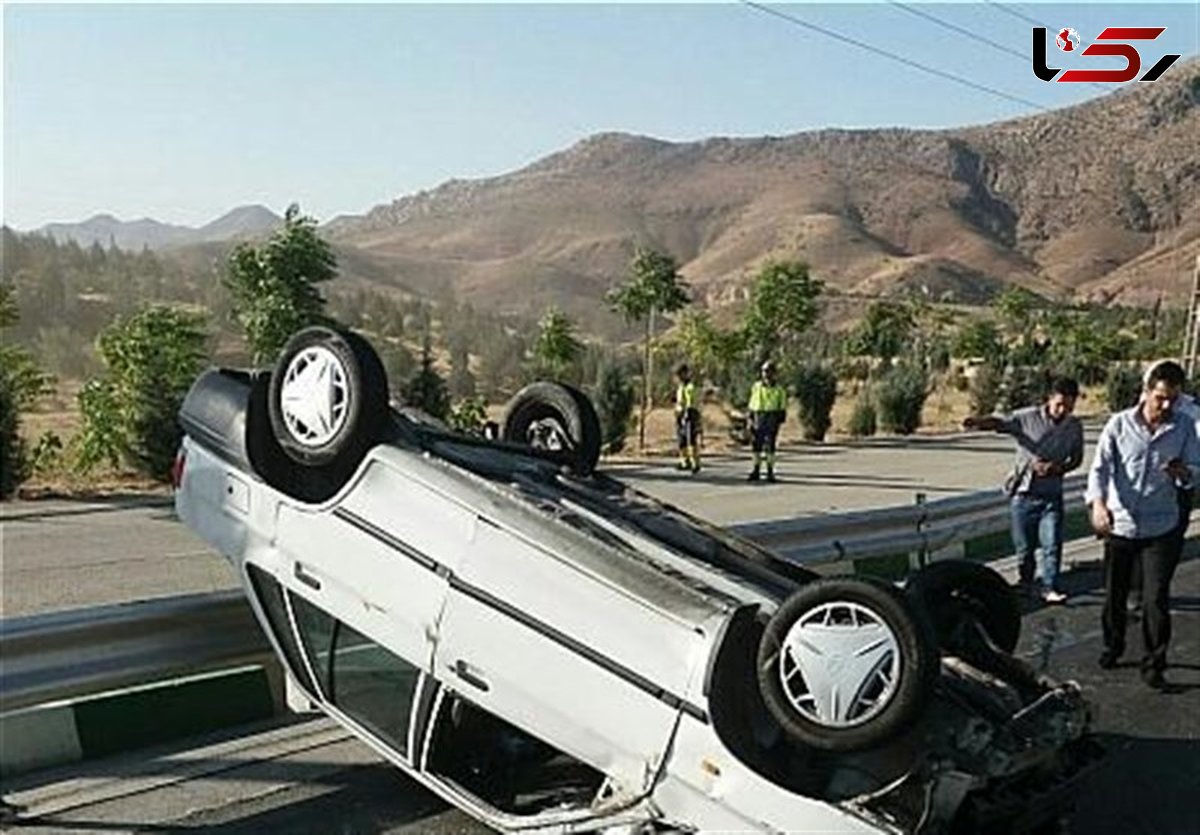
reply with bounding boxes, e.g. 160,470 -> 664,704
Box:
675,363 -> 701,473
747,360 -> 787,482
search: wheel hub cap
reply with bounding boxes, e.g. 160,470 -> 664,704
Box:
527,417 -> 571,451
280,346 -> 350,447
778,601 -> 901,728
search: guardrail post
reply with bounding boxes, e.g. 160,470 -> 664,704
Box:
911,492 -> 928,571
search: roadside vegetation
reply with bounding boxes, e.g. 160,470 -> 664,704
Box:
0,215 -> 1187,497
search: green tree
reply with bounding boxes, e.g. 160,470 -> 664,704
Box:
75,306 -> 209,478
606,247 -> 690,451
953,319 -> 1006,366
677,309 -> 746,389
741,260 -> 823,363
0,375 -> 28,498
875,365 -> 928,435
993,287 -> 1039,331
402,335 -> 450,420
533,308 -> 584,379
591,361 -> 637,454
0,284 -> 53,410
793,364 -> 838,442
0,283 -> 53,497
223,204 -> 336,363
851,301 -> 915,365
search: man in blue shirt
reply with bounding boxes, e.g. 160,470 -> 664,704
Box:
1086,360 -> 1199,689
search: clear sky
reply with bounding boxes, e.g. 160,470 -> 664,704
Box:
4,2 -> 1197,230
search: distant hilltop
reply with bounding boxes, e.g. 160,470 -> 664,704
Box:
22,59 -> 1200,325
32,204 -> 283,251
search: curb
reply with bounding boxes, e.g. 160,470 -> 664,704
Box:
0,665 -> 276,778
0,497 -> 174,522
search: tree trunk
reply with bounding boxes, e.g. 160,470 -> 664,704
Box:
639,308 -> 655,452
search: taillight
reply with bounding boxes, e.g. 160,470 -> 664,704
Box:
170,448 -> 187,489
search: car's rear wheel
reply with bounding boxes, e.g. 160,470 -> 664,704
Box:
905,560 -> 1021,654
249,327 -> 388,502
757,577 -> 938,752
268,327 -> 388,468
501,382 -> 602,476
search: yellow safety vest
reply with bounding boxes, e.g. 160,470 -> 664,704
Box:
749,381 -> 787,413
676,381 -> 698,412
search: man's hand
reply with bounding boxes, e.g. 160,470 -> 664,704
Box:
1031,458 -> 1057,477
1164,458 -> 1190,484
1090,501 -> 1113,537
963,415 -> 1000,432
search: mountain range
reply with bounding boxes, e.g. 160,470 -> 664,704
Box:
26,60 -> 1200,324
34,205 -> 282,251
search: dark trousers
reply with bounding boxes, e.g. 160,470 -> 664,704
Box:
1102,533 -> 1181,672
1129,488 -> 1191,597
676,409 -> 700,448
751,412 -> 782,454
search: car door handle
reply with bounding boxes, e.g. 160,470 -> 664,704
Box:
293,562 -> 322,591
454,660 -> 490,693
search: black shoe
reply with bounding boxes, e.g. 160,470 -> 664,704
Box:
748,470 -> 761,482
1142,668 -> 1168,690
766,471 -> 777,483
1098,650 -> 1120,670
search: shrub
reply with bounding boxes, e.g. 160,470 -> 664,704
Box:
969,365 -> 1001,415
876,365 -> 928,435
0,375 -> 29,498
1106,366 -> 1143,412
592,362 -> 636,454
848,394 -> 877,438
447,396 -> 488,435
793,364 -> 838,442
75,306 -> 209,479
1001,367 -> 1050,412
30,431 -> 64,475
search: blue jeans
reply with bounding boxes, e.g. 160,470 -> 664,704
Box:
1010,494 -> 1064,592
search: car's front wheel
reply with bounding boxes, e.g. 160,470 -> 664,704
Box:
756,577 -> 938,752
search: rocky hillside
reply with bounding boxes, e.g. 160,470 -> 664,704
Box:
328,60 -> 1199,322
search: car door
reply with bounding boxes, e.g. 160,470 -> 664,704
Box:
273,457 -> 475,672
434,515 -> 704,804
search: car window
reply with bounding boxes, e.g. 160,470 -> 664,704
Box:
289,592 -> 421,758
246,564 -> 318,696
328,620 -> 421,757
290,592 -> 335,695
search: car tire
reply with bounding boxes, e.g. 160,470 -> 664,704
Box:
501,381 -> 602,476
267,326 -> 389,468
905,559 -> 1021,654
757,577 -> 938,752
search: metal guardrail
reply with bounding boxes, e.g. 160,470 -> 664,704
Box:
0,591 -> 270,713
1,476 -> 1087,713
731,474 -> 1086,565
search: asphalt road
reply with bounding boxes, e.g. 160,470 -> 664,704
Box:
4,545 -> 1198,835
0,431 -> 1048,617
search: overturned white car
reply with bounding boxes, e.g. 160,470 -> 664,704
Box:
175,327 -> 1101,834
